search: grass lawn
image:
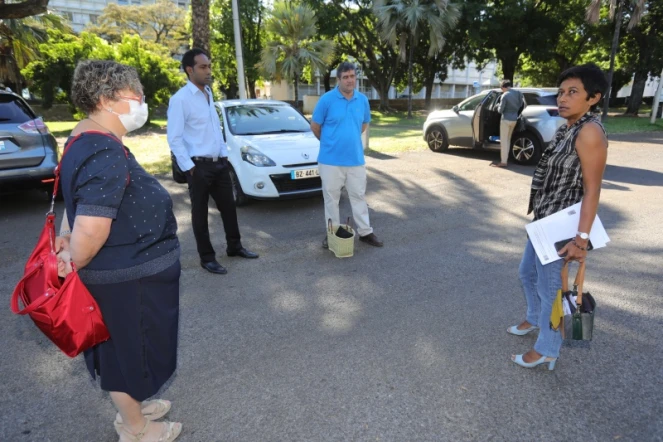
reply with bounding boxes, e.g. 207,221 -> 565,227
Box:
46,110 -> 662,176
603,115 -> 663,134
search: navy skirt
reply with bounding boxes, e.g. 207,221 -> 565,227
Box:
84,261 -> 180,401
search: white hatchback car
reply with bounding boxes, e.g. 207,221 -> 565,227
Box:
214,99 -> 321,206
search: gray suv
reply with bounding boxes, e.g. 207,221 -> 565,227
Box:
423,88 -> 565,164
0,91 -> 59,194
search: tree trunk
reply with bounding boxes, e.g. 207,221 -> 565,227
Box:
424,68 -> 435,110
377,83 -> 390,110
0,0 -> 48,19
191,0 -> 210,54
602,0 -> 624,121
407,34 -> 414,119
222,82 -> 238,99
625,71 -> 647,115
293,76 -> 299,110
499,54 -> 519,85
248,79 -> 257,99
323,70 -> 332,92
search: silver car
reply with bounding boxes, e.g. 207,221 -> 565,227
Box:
0,91 -> 59,194
423,88 -> 565,164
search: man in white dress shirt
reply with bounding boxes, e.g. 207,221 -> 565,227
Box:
167,48 -> 258,275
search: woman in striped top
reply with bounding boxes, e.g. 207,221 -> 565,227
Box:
507,64 -> 609,370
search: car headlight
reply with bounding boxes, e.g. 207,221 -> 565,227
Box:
240,146 -> 276,167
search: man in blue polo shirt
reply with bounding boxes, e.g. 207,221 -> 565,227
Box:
311,61 -> 383,248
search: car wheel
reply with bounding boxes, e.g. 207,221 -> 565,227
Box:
228,166 -> 250,207
425,126 -> 449,152
511,131 -> 542,165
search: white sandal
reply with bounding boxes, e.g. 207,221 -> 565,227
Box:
114,400 -> 171,434
119,419 -> 182,442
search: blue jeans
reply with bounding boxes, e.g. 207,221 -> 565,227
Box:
518,239 -> 564,358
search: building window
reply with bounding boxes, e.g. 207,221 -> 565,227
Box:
177,0 -> 187,7
89,14 -> 99,24
64,11 -> 73,21
117,0 -> 128,4
132,0 -> 141,4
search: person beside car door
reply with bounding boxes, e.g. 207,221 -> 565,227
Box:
492,80 -> 526,168
167,48 -> 258,275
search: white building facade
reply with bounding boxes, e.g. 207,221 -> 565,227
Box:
49,0 -> 190,33
266,59 -> 500,102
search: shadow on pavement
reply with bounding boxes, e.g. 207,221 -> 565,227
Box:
0,152 -> 659,441
604,164 -> 663,187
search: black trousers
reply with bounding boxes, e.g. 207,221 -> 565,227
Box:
186,159 -> 242,262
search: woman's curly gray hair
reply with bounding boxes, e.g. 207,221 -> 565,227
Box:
72,60 -> 143,115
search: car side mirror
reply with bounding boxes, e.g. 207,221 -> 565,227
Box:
452,105 -> 459,113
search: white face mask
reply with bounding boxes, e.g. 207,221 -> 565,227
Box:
108,99 -> 149,132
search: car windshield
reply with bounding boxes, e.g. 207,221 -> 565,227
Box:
457,93 -> 487,112
0,94 -> 34,124
224,104 -> 312,136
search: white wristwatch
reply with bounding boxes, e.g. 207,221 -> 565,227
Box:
577,232 -> 589,240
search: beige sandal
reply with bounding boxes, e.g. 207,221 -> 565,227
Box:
118,419 -> 182,442
114,400 -> 171,434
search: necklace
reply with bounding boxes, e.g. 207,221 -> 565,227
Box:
87,117 -> 119,138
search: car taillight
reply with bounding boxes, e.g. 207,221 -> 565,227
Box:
18,117 -> 51,135
546,108 -> 559,117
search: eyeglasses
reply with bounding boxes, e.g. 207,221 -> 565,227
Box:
118,95 -> 145,104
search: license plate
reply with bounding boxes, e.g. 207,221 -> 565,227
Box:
291,168 -> 319,180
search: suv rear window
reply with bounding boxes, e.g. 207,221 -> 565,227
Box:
523,93 -> 558,106
0,94 -> 35,124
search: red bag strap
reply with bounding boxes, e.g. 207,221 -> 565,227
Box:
10,264 -> 56,314
51,130 -> 129,214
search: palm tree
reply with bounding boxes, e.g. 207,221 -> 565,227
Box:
259,2 -> 333,108
586,0 -> 646,120
191,0 -> 210,54
374,0 -> 459,118
0,12 -> 68,90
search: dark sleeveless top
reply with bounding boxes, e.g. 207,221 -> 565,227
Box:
528,113 -> 607,220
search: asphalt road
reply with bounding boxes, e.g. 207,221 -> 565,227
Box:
1,132 -> 662,442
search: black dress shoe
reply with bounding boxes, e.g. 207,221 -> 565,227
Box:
227,248 -> 259,259
359,233 -> 384,247
201,260 -> 228,274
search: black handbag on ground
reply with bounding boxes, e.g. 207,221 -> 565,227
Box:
171,153 -> 187,184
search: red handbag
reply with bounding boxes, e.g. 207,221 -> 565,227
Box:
10,135 -> 110,357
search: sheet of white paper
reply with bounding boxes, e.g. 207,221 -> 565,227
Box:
525,202 -> 610,265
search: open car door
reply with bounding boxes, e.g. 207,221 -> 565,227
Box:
471,91 -> 499,148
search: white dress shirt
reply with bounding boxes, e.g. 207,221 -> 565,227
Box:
167,81 -> 228,172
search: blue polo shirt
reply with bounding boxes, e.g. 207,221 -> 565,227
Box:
312,87 -> 371,166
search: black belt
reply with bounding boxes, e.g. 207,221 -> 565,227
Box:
192,156 -> 227,163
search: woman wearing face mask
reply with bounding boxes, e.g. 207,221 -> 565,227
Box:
56,60 -> 182,441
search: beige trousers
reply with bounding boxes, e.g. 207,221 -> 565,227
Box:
500,120 -> 518,164
319,164 -> 373,237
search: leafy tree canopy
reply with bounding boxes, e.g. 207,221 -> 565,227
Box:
86,0 -> 187,55
22,30 -> 184,111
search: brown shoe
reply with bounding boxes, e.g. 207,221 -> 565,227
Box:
359,233 -> 383,247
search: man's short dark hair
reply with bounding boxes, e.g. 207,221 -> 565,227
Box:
501,80 -> 512,89
557,63 -> 609,111
182,48 -> 208,78
336,62 -> 356,78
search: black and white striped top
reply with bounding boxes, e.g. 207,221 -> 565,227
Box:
528,113 -> 606,220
